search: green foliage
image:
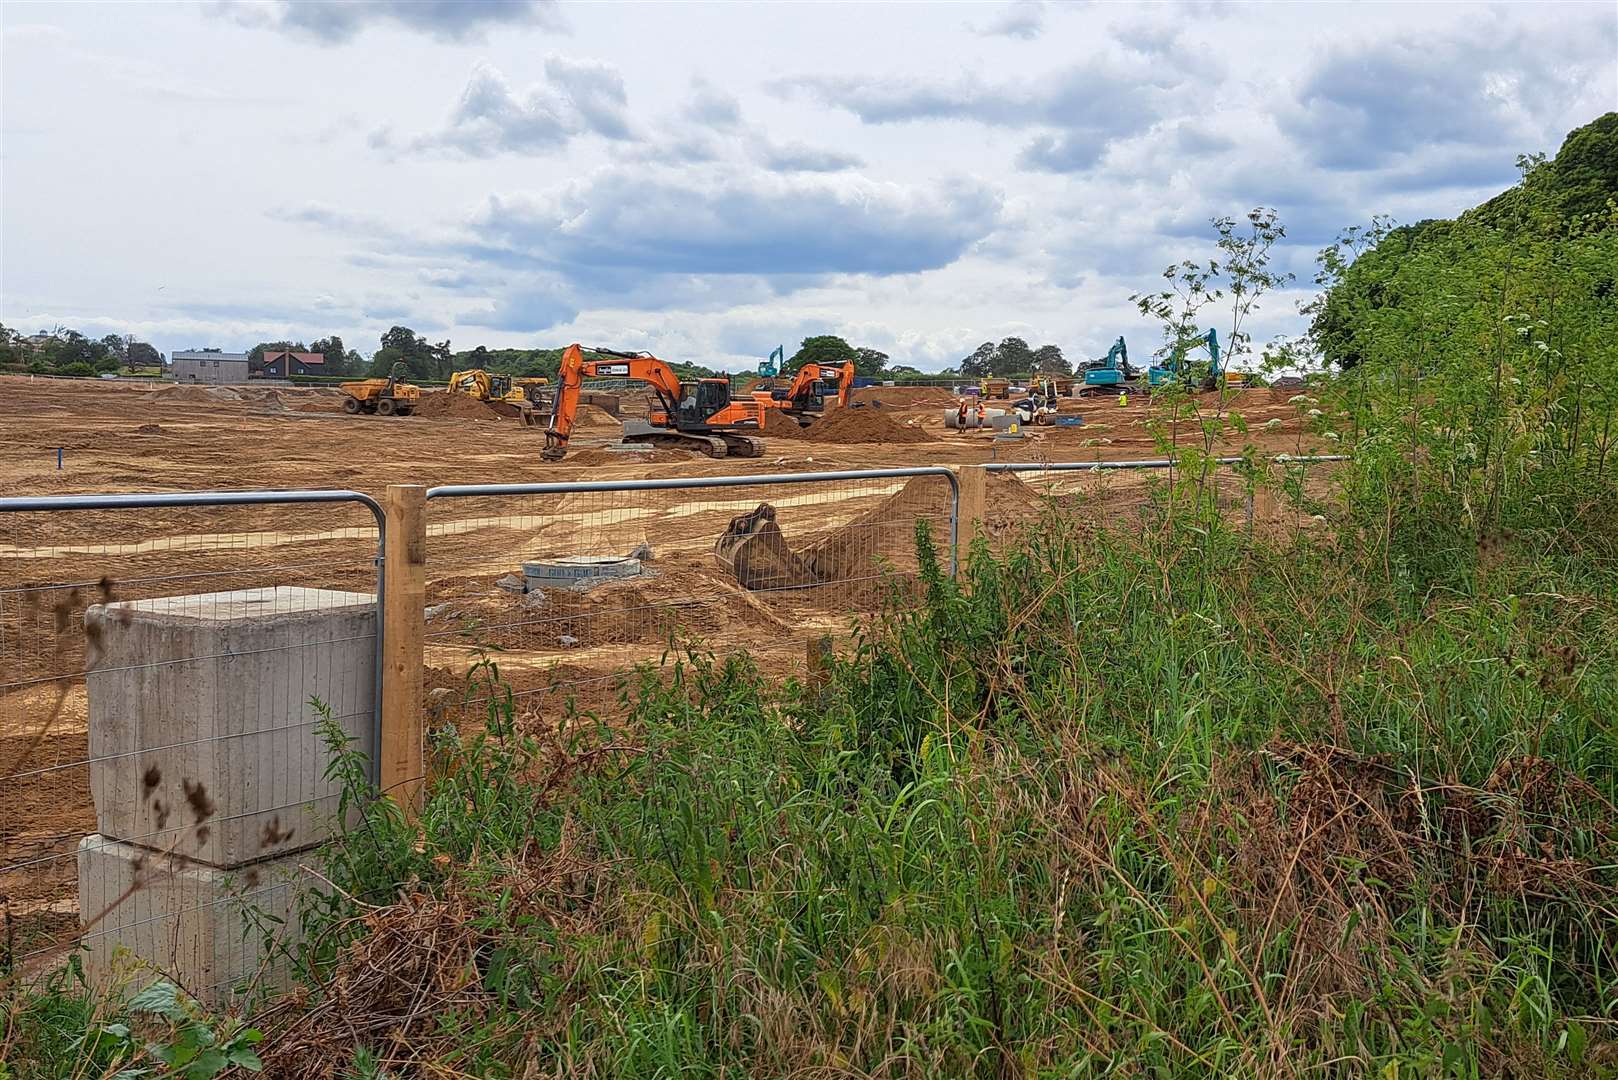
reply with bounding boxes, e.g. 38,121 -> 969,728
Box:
236,491 -> 1615,1076
853,345 -> 889,377
959,336 -> 1069,378
1315,113 -> 1618,370
367,325 -> 452,381
789,334 -> 858,371
4,967 -> 262,1078
1132,207 -> 1293,383
785,335 -> 894,378
449,344 -> 566,380
1314,182 -> 1618,548
0,325 -> 159,376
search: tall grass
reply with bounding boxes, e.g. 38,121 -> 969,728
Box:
66,481 -> 1590,1079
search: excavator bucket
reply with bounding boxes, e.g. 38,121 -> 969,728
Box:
714,504 -> 819,591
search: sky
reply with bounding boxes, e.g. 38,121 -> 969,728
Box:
2,0 -> 1615,372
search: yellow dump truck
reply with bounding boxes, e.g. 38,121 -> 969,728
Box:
340,363 -> 421,416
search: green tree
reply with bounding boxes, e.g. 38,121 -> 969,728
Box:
959,342 -> 995,378
1133,207 -> 1292,385
0,323 -> 20,368
370,326 -> 451,381
789,335 -> 858,371
127,341 -> 162,370
310,335 -> 355,377
853,347 -> 888,377
989,337 -> 1032,376
1030,344 -> 1070,375
1315,113 -> 1617,369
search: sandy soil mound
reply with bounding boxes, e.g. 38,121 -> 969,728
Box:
413,392 -> 506,420
792,473 -> 1041,583
799,407 -> 931,444
159,384 -> 241,403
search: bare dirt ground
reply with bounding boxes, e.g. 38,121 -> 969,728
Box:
0,375 -> 1332,962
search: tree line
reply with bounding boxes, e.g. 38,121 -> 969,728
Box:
0,325 -> 163,377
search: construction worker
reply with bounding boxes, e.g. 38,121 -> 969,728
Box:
976,400 -> 986,427
956,397 -> 969,431
1118,391 -> 1129,408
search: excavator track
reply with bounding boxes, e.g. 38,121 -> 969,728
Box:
719,434 -> 765,458
626,432 -> 730,457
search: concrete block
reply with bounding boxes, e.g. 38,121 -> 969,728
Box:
85,586 -> 376,867
77,834 -> 312,1005
523,555 -> 642,590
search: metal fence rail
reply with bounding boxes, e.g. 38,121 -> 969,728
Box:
0,490 -> 384,1003
420,468 -> 959,722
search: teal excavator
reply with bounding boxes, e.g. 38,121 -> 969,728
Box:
757,345 -> 784,379
1082,337 -> 1132,389
1148,328 -> 1223,390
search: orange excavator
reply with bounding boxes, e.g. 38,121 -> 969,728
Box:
754,361 -> 855,427
542,344 -> 766,461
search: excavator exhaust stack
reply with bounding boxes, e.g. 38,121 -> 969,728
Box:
714,504 -> 819,591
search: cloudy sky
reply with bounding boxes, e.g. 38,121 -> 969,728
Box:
3,1 -> 1614,371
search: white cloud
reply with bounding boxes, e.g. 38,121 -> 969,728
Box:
3,1 -> 1613,369
972,0 -> 1046,40
214,0 -> 565,44
385,58 -> 632,157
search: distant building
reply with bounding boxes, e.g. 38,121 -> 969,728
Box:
261,350 -> 326,379
172,349 -> 250,385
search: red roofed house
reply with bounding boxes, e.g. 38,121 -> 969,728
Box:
262,350 -> 326,379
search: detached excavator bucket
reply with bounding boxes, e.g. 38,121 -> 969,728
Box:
715,504 -> 819,591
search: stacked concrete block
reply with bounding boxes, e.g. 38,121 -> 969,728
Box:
76,837 -> 307,1000
77,586 -> 377,1002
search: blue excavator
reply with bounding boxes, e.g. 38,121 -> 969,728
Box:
1148,328 -> 1223,390
1082,337 -> 1133,390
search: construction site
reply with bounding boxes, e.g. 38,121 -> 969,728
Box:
0,368 -> 1336,981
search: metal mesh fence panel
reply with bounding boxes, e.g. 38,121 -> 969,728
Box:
0,492 -> 383,1005
421,469 -> 957,723
984,456 -> 1347,540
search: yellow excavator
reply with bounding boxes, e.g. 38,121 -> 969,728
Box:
448,368 -> 549,405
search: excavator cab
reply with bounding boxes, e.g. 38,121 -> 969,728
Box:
681,379 -> 735,424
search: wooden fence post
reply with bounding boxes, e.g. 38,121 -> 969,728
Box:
956,464 -> 987,574
381,484 -> 426,813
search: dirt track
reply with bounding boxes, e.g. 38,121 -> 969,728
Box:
0,375 -> 1332,961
